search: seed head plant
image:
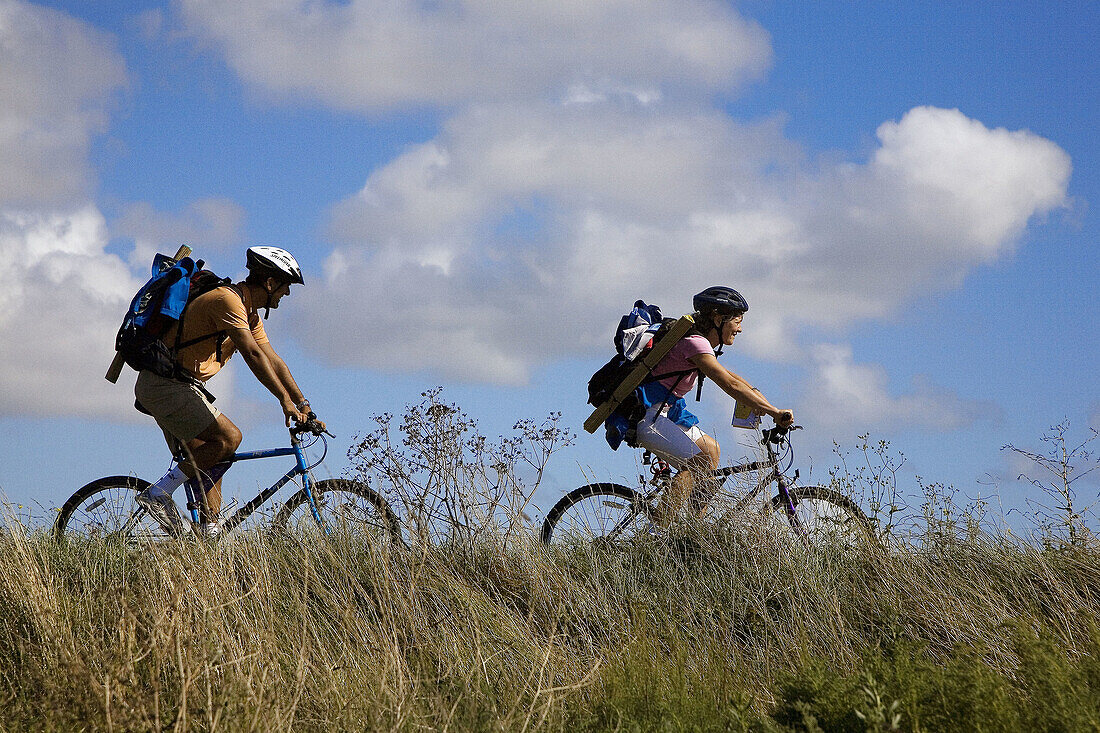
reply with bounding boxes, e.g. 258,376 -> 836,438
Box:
347,387 -> 575,549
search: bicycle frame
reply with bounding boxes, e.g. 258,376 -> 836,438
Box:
179,431 -> 323,533
620,428 -> 803,538
725,432 -> 801,517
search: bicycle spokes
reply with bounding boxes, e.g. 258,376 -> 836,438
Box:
543,484 -> 655,545
780,491 -> 873,548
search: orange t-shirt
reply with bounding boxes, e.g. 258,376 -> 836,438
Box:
166,285 -> 269,382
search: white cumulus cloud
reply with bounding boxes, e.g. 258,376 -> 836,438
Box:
0,0 -> 126,208
800,343 -> 994,432
0,207 -> 141,418
177,0 -> 771,111
868,106 -> 1072,258
178,2 -> 1071,400
301,102 -> 1069,385
0,2 -> 136,418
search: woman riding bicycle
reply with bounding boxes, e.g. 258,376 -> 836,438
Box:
629,286 -> 794,518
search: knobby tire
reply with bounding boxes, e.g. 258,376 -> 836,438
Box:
541,482 -> 875,550
274,478 -> 403,545
541,482 -> 654,545
769,485 -> 876,548
54,475 -> 170,544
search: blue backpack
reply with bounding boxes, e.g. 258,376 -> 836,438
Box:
115,253 -> 232,379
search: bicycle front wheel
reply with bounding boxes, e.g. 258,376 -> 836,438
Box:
54,475 -> 175,544
541,483 -> 654,546
769,485 -> 876,549
275,478 -> 403,545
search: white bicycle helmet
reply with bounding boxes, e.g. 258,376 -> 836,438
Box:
246,246 -> 304,285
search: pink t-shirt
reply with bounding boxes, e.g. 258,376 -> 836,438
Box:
654,334 -> 712,398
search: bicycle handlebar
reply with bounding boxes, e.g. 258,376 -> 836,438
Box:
291,419 -> 333,438
761,424 -> 802,445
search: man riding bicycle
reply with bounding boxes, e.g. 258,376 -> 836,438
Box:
134,246 -> 323,535
629,286 -> 794,518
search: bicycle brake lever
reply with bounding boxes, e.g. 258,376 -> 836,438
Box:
767,425 -> 793,444
306,421 -> 334,438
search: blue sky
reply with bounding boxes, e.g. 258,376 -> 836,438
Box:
1,0 -> 1097,529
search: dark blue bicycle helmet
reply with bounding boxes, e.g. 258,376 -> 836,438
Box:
693,286 -> 748,316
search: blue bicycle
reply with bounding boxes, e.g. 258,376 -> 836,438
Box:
54,421 -> 402,544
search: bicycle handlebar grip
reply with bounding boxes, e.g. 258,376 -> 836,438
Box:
291,419 -> 331,438
761,423 -> 795,445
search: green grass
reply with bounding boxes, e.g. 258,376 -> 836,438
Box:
3,522 -> 1100,731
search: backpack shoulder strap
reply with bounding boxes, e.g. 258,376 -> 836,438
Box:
171,281 -> 243,366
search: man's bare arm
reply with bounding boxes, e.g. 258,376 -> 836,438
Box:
226,327 -> 306,425
258,340 -> 306,408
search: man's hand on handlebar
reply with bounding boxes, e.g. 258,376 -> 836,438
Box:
282,400 -> 309,427
293,411 -> 332,437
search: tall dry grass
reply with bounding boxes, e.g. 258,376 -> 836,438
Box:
3,398 -> 1099,731
3,521 -> 1100,731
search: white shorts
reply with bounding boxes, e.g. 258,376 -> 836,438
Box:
633,404 -> 704,469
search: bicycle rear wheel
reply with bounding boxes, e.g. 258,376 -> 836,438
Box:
54,475 -> 176,544
769,485 -> 875,548
541,483 -> 654,546
275,478 -> 403,545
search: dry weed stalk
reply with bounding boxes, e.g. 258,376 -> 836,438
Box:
348,388 -> 574,548
1004,420 -> 1100,548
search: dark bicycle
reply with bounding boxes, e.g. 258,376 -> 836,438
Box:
542,423 -> 875,548
54,421 -> 402,544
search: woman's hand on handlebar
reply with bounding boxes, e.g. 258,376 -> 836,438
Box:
762,419 -> 801,445
773,409 -> 794,428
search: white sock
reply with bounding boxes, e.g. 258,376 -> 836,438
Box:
149,465 -> 188,497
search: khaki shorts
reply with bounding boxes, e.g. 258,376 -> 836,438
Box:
135,370 -> 220,450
